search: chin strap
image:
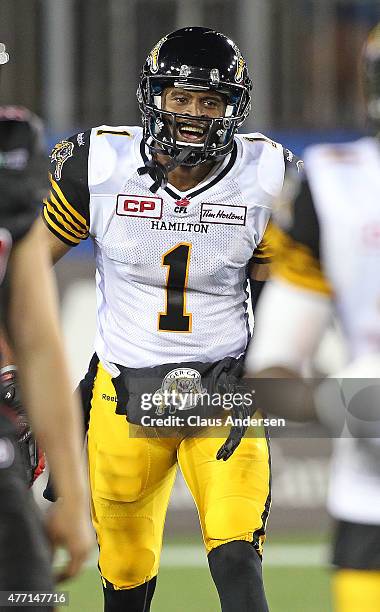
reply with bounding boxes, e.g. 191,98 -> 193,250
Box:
137,146 -> 194,193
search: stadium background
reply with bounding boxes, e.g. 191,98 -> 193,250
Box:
1,1 -> 380,610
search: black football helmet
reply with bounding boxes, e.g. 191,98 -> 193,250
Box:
362,22 -> 380,133
137,27 -> 252,177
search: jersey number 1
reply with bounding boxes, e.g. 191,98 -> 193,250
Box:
158,243 -> 192,332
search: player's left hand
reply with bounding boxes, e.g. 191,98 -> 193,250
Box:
216,417 -> 246,460
0,366 -> 45,485
216,368 -> 255,461
216,402 -> 251,460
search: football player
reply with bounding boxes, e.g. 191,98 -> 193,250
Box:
40,27 -> 300,612
0,43 -> 92,601
245,23 -> 380,612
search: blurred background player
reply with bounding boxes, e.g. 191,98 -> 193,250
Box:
0,42 -> 92,603
246,23 -> 380,612
39,26 -> 301,612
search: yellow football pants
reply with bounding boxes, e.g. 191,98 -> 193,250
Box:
87,363 -> 271,589
333,570 -> 380,612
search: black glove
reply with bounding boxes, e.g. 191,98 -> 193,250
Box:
216,368 -> 256,461
0,367 -> 45,485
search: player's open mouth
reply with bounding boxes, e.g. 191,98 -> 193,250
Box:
177,122 -> 208,142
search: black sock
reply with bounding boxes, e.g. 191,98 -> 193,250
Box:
103,576 -> 157,612
208,541 -> 269,612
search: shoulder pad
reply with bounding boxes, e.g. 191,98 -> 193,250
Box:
236,132 -> 286,198
89,126 -> 141,186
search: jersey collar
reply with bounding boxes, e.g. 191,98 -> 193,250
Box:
138,136 -> 238,201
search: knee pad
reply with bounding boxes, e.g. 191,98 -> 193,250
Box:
97,514 -> 157,588
103,576 -> 157,612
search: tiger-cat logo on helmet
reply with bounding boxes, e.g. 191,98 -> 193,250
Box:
235,56 -> 246,83
148,36 -> 168,74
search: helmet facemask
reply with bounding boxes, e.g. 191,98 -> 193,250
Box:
138,69 -> 251,166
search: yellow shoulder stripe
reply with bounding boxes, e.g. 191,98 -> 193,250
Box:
47,192 -> 86,235
43,207 -> 81,244
49,173 -> 88,227
44,198 -> 87,239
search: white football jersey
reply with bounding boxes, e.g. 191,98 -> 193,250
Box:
43,126 -> 290,371
248,137 -> 380,523
306,138 -> 380,361
305,139 -> 380,524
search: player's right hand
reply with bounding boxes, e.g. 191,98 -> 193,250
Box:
44,498 -> 93,582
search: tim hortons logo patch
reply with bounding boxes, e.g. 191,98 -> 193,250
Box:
200,203 -> 247,226
116,194 -> 163,219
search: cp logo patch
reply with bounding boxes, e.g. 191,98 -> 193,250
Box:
116,194 -> 163,219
